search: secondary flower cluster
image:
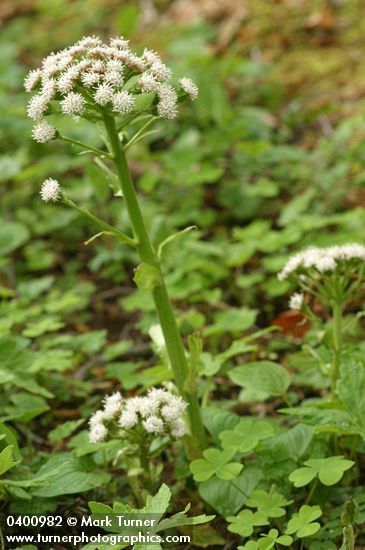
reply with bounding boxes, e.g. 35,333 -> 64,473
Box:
40,178 -> 61,202
25,35 -> 198,143
278,244 -> 365,281
89,388 -> 187,444
289,292 -> 304,311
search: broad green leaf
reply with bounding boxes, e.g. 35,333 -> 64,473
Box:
143,483 -> 171,516
22,316 -> 65,337
204,307 -> 258,336
32,453 -> 110,497
198,466 -> 262,516
229,361 -> 290,397
48,419 -> 84,443
0,221 -> 29,257
202,406 -> 240,441
0,445 -> 19,476
337,361 -> 365,438
2,394 -> 50,423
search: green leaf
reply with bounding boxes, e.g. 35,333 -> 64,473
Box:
285,505 -> 322,538
289,467 -> 317,487
22,316 -> 65,337
0,221 -> 29,256
202,406 -> 240,441
227,509 -> 269,537
219,419 -> 275,453
204,307 -> 258,336
143,483 -> 171,516
229,361 -> 290,397
190,448 -> 243,482
48,419 -> 84,443
337,361 -> 365,438
245,490 -> 293,518
0,445 -> 19,476
255,529 -> 293,549
198,466 -> 262,516
339,524 -> 355,550
133,263 -> 161,291
239,543 -> 258,550
289,456 -> 354,487
2,394 -> 50,423
32,453 -> 110,497
261,424 -> 313,463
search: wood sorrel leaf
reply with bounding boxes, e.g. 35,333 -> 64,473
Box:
190,448 -> 243,482
285,505 -> 322,538
289,456 -> 354,487
219,419 -> 275,453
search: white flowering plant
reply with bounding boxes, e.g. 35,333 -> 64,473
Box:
25,35 -> 206,449
279,244 -> 365,389
88,388 -> 187,504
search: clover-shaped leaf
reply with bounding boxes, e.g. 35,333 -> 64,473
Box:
219,419 -> 275,453
238,542 -> 258,550
238,529 -> 292,550
257,529 -> 293,550
285,505 -> 322,538
289,456 -> 354,487
245,489 -> 293,518
227,509 -> 269,537
190,448 -> 243,482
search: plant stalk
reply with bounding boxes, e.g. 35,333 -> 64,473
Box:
103,113 -> 207,448
332,299 -> 343,392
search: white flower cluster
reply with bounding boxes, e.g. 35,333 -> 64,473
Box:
278,244 -> 365,281
289,292 -> 304,311
40,178 -> 61,202
88,388 -> 187,444
25,35 -> 198,141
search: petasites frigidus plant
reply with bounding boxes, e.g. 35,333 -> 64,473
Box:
279,244 -> 365,391
25,35 -> 206,449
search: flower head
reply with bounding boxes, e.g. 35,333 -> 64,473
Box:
179,77 -> 198,100
112,91 -> 135,115
142,416 -> 164,434
60,92 -> 85,118
25,35 -> 198,136
94,83 -> 114,106
24,69 -> 42,92
40,178 -> 61,202
278,244 -> 365,281
89,422 -> 107,443
32,120 -> 57,143
289,292 -> 304,311
170,418 -> 186,438
27,94 -> 49,120
88,387 -> 187,444
156,84 -> 178,119
102,392 -> 123,420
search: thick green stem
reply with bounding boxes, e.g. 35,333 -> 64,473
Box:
332,299 -> 343,392
103,113 -> 207,448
